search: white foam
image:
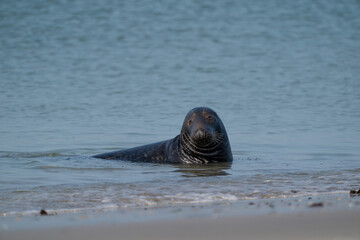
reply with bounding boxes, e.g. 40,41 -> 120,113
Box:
163,192 -> 238,205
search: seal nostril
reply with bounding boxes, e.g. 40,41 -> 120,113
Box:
195,128 -> 205,137
192,128 -> 213,146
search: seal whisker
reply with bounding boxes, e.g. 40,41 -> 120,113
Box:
213,138 -> 224,145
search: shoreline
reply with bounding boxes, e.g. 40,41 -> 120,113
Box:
1,193 -> 360,239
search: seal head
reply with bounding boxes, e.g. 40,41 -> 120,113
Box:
176,107 -> 233,164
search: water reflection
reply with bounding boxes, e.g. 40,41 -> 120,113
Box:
174,162 -> 232,177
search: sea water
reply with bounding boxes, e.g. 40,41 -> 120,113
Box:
1,0 -> 360,216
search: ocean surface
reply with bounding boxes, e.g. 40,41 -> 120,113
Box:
1,0 -> 360,216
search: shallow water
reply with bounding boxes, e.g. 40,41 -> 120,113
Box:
1,0 -> 360,216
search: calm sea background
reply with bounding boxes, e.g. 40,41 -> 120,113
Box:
1,0 -> 360,216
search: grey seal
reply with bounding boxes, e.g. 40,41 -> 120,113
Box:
93,107 -> 233,164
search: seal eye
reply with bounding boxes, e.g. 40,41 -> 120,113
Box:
188,119 -> 192,125
206,115 -> 214,121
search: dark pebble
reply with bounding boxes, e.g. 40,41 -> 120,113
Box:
349,188 -> 360,195
40,209 -> 48,215
309,202 -> 324,208
248,202 -> 254,205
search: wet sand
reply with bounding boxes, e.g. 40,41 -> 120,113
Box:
1,194 -> 360,240
2,210 -> 359,240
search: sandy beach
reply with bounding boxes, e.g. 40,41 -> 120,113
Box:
2,210 -> 359,240
2,194 -> 359,240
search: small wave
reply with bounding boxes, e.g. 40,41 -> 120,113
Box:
0,190 -> 352,217
0,151 -> 63,158
121,192 -> 239,208
31,166 -> 129,171
241,190 -> 350,200
163,193 -> 238,204
345,168 -> 360,173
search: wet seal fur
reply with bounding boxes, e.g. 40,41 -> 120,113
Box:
93,107 -> 233,164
